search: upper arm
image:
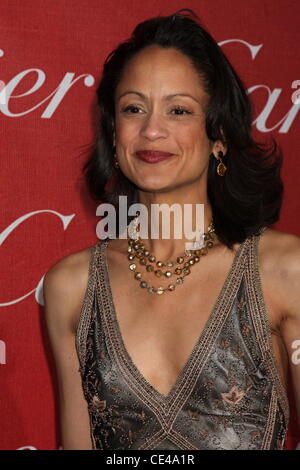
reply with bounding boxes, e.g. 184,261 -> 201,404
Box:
280,234 -> 300,428
43,251 -> 93,450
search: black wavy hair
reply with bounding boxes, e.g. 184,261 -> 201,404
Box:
82,8 -> 284,249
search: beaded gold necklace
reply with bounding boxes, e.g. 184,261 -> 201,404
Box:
127,216 -> 216,295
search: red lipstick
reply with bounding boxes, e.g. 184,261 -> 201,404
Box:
135,150 -> 175,163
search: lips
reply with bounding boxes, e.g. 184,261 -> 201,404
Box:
135,150 -> 175,163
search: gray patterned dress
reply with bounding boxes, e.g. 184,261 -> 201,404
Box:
75,232 -> 290,450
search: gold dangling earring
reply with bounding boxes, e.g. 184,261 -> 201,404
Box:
214,150 -> 227,176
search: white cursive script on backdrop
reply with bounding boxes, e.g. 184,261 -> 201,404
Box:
0,40 -> 299,131
0,210 -> 75,306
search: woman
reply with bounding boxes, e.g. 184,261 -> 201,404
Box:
44,9 -> 300,450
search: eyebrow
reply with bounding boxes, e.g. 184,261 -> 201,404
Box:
117,91 -> 200,104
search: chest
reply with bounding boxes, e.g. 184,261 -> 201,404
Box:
106,244 -> 289,396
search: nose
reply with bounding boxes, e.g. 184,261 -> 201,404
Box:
139,110 -> 169,140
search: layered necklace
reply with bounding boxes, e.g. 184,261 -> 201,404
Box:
126,214 -> 216,295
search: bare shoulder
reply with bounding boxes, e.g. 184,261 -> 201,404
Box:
259,227 -> 300,319
43,244 -> 94,335
259,226 -> 300,269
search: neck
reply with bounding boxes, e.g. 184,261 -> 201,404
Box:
129,188 -> 217,261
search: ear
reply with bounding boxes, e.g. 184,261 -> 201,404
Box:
219,127 -> 227,154
212,140 -> 227,156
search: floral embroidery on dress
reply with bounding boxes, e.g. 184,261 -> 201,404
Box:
199,430 -> 209,440
214,415 -> 233,429
236,294 -> 247,311
91,395 -> 106,411
250,430 -> 262,442
241,323 -> 252,336
221,385 -> 251,405
187,409 -> 202,420
232,343 -> 245,358
220,339 -> 231,349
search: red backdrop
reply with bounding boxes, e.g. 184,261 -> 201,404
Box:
0,0 -> 299,450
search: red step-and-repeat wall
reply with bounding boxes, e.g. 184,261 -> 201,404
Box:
0,0 -> 299,450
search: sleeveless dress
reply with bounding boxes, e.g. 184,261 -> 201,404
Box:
75,232 -> 290,450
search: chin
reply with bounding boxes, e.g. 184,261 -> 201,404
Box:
135,180 -> 173,194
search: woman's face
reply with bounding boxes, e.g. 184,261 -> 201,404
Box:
114,45 -> 221,193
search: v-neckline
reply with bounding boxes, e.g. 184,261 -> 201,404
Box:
99,235 -> 250,405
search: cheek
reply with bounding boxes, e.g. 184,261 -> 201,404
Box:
190,123 -> 211,151
116,122 -> 139,150
178,127 -> 208,156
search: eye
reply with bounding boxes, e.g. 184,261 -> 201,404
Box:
171,106 -> 192,115
121,105 -> 142,114
120,105 -> 192,116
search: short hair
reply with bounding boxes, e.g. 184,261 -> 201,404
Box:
82,8 -> 284,248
